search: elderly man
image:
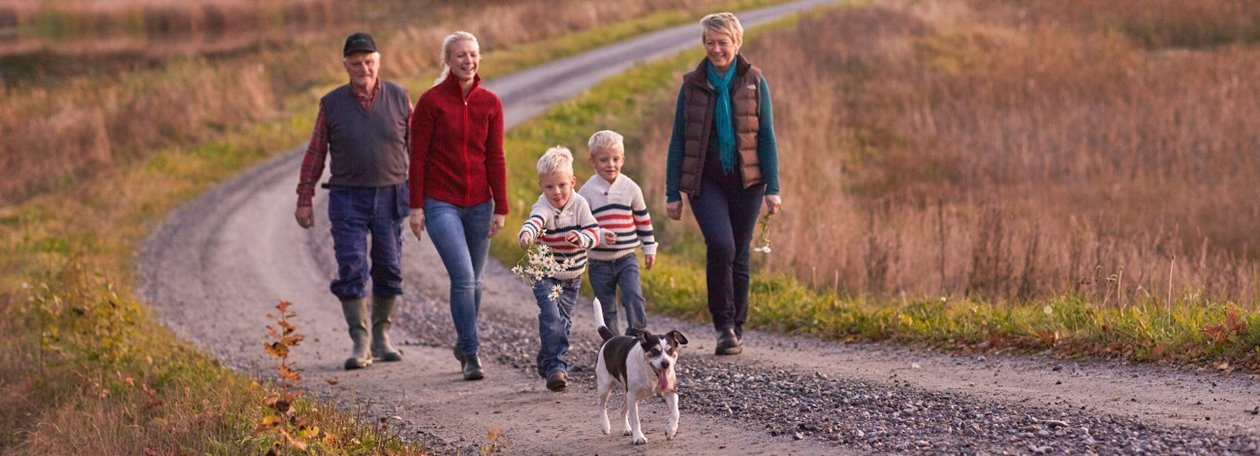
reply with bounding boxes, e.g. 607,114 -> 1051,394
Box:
295,32 -> 412,370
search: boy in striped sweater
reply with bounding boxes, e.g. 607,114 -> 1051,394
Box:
578,130 -> 658,337
518,146 -> 600,391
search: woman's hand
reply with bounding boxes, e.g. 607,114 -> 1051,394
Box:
666,200 -> 683,221
409,212 -> 426,241
765,195 -> 782,215
488,214 -> 506,238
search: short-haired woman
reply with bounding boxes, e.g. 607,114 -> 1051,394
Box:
664,12 -> 782,355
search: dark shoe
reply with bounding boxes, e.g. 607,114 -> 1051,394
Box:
462,353 -> 485,381
370,295 -> 403,362
546,370 -> 568,391
715,328 -> 742,355
453,346 -> 467,363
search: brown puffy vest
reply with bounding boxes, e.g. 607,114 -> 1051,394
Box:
678,54 -> 764,195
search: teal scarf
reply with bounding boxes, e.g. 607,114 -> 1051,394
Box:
706,59 -> 737,173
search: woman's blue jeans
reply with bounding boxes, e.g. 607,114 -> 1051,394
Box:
424,198 -> 493,356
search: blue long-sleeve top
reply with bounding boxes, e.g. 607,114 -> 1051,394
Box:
665,75 -> 780,202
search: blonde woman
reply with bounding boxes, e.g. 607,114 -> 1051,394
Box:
664,13 -> 782,355
408,31 -> 508,381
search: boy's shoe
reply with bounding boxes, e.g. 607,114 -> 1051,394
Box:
546,370 -> 568,391
715,328 -> 742,355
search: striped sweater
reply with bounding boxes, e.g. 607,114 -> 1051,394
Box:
518,193 -> 600,280
578,174 -> 658,261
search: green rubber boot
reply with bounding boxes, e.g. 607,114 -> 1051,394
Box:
371,295 -> 403,362
341,298 -> 372,370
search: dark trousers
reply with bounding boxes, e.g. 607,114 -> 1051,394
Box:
689,178 -> 764,335
327,183 -> 409,301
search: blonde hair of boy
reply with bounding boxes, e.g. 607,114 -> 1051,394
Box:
537,146 -> 575,176
587,130 -> 625,155
700,12 -> 743,46
434,31 -> 479,86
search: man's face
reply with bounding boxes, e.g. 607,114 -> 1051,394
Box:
343,51 -> 380,91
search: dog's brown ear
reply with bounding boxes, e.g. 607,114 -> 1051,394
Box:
667,330 -> 688,346
637,330 -> 653,343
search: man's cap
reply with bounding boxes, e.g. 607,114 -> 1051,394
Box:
343,32 -> 377,56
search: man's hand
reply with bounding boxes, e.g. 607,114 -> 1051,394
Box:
519,233 -> 534,250
602,230 -> 618,247
765,195 -> 782,215
409,212 -> 426,241
488,214 -> 506,238
666,200 -> 683,221
295,205 -> 315,229
644,253 -> 656,270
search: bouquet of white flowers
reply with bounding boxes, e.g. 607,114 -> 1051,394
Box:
511,235 -> 577,300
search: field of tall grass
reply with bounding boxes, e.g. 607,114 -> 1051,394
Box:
625,0 -> 1260,306
0,0 -> 776,206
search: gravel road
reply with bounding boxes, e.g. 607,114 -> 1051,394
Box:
138,1 -> 1260,453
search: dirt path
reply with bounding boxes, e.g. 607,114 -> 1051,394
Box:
138,1 -> 1260,454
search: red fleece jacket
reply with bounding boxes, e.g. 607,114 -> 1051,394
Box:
408,73 -> 508,215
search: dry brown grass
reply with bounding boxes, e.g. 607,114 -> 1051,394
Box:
636,0 -> 1260,305
0,0 -> 760,206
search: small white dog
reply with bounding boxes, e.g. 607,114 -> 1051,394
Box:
592,298 -> 688,445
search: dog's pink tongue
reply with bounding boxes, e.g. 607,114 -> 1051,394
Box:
658,369 -> 672,391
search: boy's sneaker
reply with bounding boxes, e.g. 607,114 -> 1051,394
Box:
546,370 -> 568,391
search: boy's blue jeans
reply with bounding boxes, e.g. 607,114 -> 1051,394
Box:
588,253 -> 647,336
327,183 -> 409,301
424,198 -> 494,357
533,276 -> 582,378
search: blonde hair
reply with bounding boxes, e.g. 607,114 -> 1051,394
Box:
587,130 -> 625,155
700,12 -> 743,46
537,146 -> 575,176
434,31 -> 479,86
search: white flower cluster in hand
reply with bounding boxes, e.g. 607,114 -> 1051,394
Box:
753,212 -> 774,254
511,238 -> 577,300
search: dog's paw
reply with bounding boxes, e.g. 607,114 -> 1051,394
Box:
622,429 -> 632,436
632,434 -> 648,445
600,423 -> 611,435
666,429 -> 677,440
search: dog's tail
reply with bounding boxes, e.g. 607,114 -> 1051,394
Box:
593,298 -> 615,341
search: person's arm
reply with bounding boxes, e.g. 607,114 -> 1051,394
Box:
630,182 -> 657,256
408,93 -> 435,211
665,86 -> 687,204
519,199 -> 547,249
485,95 -> 509,216
574,197 -> 600,249
665,85 -> 687,220
756,76 -> 780,197
631,181 -> 656,269
295,100 -> 330,228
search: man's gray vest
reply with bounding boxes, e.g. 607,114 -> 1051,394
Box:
322,80 -> 409,188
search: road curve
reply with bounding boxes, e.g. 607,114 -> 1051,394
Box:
138,1 -> 1260,454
